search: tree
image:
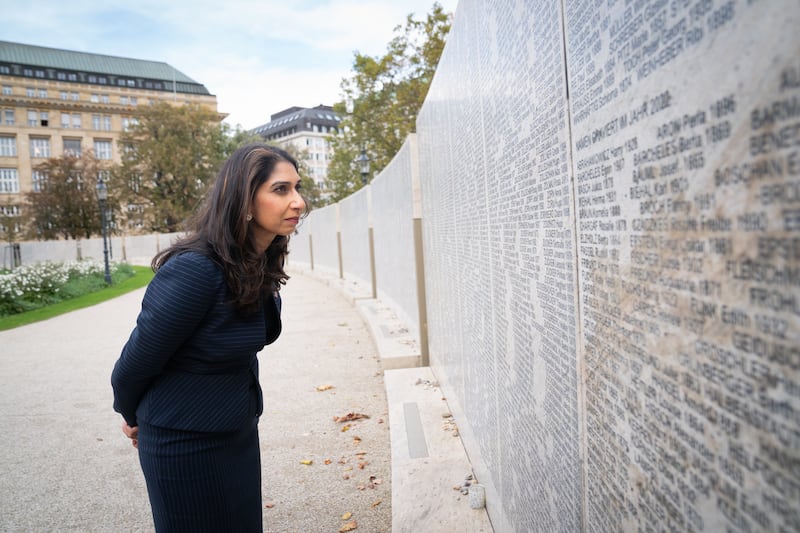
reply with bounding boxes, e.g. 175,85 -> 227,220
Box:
24,152 -> 105,240
326,2 -> 452,201
112,102 -> 227,232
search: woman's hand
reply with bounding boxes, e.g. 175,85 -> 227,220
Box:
121,422 -> 139,449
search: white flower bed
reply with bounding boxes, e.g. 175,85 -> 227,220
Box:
0,260 -> 115,304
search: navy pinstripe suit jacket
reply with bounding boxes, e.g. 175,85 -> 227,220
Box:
111,251 -> 282,433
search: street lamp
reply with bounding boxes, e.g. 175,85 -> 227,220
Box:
95,177 -> 112,284
356,148 -> 370,186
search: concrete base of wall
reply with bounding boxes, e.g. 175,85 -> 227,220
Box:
356,299 -> 421,370
289,264 -> 422,370
385,367 -> 494,532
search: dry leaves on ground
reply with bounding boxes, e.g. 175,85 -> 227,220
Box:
339,520 -> 358,532
333,412 -> 370,423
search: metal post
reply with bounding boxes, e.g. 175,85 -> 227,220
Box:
100,197 -> 112,284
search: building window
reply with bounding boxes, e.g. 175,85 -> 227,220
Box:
2,86 -> 11,96
120,96 -> 128,105
26,87 -> 35,97
2,109 -> 14,126
27,110 -> 37,127
0,169 -> 19,193
57,72 -> 67,81
101,94 -> 109,104
68,73 -> 77,81
103,115 -> 111,130
0,66 -> 9,74
88,75 -> 97,83
72,113 -> 82,128
94,140 -> 112,160
30,138 -> 51,158
40,112 -> 49,127
63,139 -> 81,157
60,113 -> 70,129
23,68 -> 33,77
32,170 -> 47,192
35,70 -> 44,78
98,77 -> 107,85
38,88 -> 47,98
60,91 -> 68,100
122,117 -> 138,131
92,114 -> 101,129
0,136 -> 16,157
91,94 -> 99,103
70,92 -> 79,101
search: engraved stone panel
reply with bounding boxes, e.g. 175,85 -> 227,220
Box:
371,136 -> 420,335
339,186 -> 371,285
307,204 -> 339,276
566,0 -> 800,530
418,0 -> 581,530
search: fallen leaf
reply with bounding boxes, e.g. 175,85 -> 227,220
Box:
352,436 -> 362,445
339,520 -> 357,532
334,412 -> 370,423
371,500 -> 382,508
355,450 -> 367,456
324,459 -> 333,465
357,485 -> 366,491
342,473 -> 350,480
341,425 -> 351,432
358,461 -> 369,469
300,459 -> 313,465
265,502 -> 275,509
316,384 -> 335,392
341,512 -> 352,520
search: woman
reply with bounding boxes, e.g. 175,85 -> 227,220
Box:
111,144 -> 307,532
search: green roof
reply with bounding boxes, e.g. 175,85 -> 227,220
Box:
0,40 -> 209,93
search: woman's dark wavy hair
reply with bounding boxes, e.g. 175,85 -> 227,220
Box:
152,143 -> 310,314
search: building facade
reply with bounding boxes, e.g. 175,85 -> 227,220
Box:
251,105 -> 342,191
0,40 -> 219,236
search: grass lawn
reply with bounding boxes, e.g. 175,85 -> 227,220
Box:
0,265 -> 154,331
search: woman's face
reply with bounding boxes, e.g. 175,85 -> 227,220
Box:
249,161 -> 305,252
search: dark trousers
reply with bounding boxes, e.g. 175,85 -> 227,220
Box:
137,417 -> 262,533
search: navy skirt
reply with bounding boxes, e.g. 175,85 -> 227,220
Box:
137,416 -> 262,532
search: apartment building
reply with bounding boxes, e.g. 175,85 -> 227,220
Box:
0,40 -> 219,235
251,105 -> 342,191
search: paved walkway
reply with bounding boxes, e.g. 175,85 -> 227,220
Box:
0,269 -> 391,532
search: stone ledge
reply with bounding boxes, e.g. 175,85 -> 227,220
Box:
385,367 -> 494,532
356,299 -> 421,370
289,265 -> 422,370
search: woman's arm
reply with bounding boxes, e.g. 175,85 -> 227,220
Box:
110,252 -> 221,426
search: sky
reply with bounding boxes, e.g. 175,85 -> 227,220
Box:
2,0 -> 458,130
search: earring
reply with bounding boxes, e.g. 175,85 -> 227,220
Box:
246,214 -> 253,221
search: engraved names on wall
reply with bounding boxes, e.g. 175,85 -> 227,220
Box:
566,0 -> 800,531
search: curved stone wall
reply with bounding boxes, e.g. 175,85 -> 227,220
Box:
263,0 -> 800,529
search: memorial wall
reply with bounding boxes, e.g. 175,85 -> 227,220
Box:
414,0 -> 800,531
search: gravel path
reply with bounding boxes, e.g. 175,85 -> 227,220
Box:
0,268 -> 391,533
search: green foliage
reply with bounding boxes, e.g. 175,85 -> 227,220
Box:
0,260 -> 138,317
221,124 -> 265,156
0,264 -> 153,330
112,102 -> 228,232
326,2 -> 452,201
24,153 -> 105,240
